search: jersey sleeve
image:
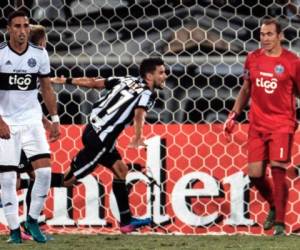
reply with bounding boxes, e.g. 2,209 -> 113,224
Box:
293,59 -> 300,95
135,90 -> 155,111
38,48 -> 51,77
104,77 -> 122,90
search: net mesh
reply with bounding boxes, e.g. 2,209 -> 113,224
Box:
0,0 -> 300,235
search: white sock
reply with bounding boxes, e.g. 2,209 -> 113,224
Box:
29,167 -> 51,220
0,172 -> 19,230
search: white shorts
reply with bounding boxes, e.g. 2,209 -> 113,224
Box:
0,122 -> 50,169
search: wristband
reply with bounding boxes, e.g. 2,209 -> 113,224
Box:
51,115 -> 60,123
66,77 -> 73,85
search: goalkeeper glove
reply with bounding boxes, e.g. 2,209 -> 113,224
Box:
224,111 -> 238,140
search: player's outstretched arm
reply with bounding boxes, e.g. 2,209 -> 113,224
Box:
128,108 -> 147,148
224,79 -> 251,139
51,76 -> 106,89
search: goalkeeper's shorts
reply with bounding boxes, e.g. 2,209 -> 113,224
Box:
248,130 -> 294,163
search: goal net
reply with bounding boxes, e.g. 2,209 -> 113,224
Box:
1,0 -> 300,235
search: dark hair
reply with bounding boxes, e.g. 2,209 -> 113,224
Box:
7,10 -> 28,25
262,18 -> 282,34
30,25 -> 46,46
140,58 -> 165,78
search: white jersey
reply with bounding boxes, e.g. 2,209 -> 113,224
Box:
0,42 -> 50,125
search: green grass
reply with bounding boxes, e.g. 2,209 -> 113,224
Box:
1,234 -> 300,250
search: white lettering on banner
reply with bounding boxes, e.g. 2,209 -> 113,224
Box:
110,172 -> 150,221
145,136 -> 171,225
47,188 -> 75,225
47,175 -> 107,226
172,172 -> 219,226
223,172 -> 253,225
256,77 -> 277,94
0,136 -> 254,228
77,176 -> 107,225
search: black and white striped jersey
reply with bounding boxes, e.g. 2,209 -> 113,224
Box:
89,76 -> 155,145
0,42 -> 50,125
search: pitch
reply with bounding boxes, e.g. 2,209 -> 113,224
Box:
1,234 -> 300,250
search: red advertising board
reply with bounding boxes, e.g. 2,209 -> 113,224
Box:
1,124 -> 300,235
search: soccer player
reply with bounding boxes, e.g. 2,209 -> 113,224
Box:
224,18 -> 300,235
17,24 -> 65,220
51,57 -> 167,233
0,10 -> 60,243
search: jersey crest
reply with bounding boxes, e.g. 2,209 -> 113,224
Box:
274,64 -> 284,75
27,58 -> 37,68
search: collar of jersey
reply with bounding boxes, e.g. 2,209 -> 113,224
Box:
8,42 -> 29,56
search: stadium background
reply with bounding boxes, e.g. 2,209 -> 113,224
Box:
1,0 -> 300,236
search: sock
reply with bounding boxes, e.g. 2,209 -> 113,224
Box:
25,180 -> 34,215
272,167 -> 288,224
19,178 -> 30,189
250,176 -> 274,207
28,167 -> 51,220
51,173 -> 64,187
0,172 -> 19,230
112,179 -> 132,225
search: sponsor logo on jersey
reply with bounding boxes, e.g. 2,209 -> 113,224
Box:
9,74 -> 32,90
27,58 -> 37,68
256,77 -> 278,94
260,72 -> 273,77
275,64 -> 284,74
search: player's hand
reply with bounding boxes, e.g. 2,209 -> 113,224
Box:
50,76 -> 66,84
224,111 -> 237,141
0,118 -> 10,139
128,136 -> 147,148
48,122 -> 61,142
42,117 -> 52,131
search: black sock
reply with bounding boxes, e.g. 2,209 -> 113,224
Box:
51,173 -> 64,187
19,178 -> 30,189
26,180 -> 34,215
10,227 -> 21,235
112,179 -> 132,225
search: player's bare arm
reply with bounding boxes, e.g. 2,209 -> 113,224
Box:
0,116 -> 10,139
39,77 -> 60,142
231,79 -> 251,115
128,108 -> 147,148
224,79 -> 251,138
51,76 -> 105,89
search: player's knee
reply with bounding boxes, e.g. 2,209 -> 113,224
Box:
34,167 -> 51,177
0,172 -> 17,188
63,176 -> 77,187
248,171 -> 264,178
248,162 -> 265,177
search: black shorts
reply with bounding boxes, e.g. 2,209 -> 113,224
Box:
71,124 -> 122,179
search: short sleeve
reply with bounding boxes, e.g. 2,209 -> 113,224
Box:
136,90 -> 155,111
